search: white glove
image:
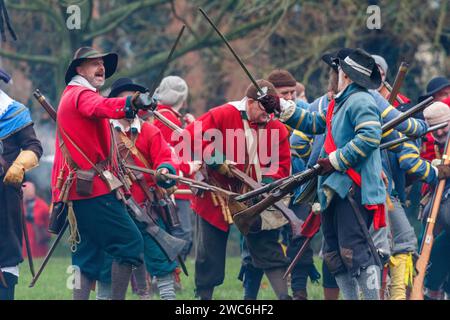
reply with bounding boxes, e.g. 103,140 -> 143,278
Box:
278,98 -> 297,122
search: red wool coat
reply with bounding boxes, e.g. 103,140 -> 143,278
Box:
51,85 -> 130,201
183,103 -> 291,231
22,197 -> 50,258
153,105 -> 192,200
122,122 -> 178,205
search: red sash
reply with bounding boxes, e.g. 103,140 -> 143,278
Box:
323,99 -> 386,229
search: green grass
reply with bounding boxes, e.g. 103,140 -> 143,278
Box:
15,256 -> 325,300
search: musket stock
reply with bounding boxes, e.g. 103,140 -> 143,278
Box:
388,61 -> 409,105
233,165 -> 321,226
229,167 -> 303,238
411,129 -> 450,299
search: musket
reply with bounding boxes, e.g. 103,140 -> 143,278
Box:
148,25 -> 185,98
381,96 -> 434,133
229,166 -> 303,238
388,62 -> 409,105
152,110 -> 183,134
33,91 -> 190,281
29,220 -> 69,288
148,101 -> 304,236
411,129 -> 450,300
233,164 -> 321,221
124,164 -> 238,197
380,122 -> 448,150
383,81 -> 405,105
34,89 -> 56,121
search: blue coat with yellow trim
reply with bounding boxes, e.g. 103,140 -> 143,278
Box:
282,83 -> 385,209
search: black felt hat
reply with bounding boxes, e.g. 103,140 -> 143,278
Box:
108,78 -> 147,98
334,48 -> 381,90
418,76 -> 450,102
65,47 -> 118,85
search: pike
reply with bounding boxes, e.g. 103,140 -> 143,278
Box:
380,122 -> 448,150
388,62 -> 409,105
148,25 -> 185,98
124,164 -> 238,197
381,96 -> 434,133
411,129 -> 450,299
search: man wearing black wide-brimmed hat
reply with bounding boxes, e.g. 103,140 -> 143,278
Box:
261,48 -> 388,300
51,47 -> 159,300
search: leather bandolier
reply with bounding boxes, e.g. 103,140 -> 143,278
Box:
113,126 -> 186,261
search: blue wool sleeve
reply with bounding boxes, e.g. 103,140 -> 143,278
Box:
283,107 -> 327,135
334,99 -> 382,171
396,141 -> 437,184
370,90 -> 428,137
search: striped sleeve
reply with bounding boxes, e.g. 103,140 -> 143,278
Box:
282,105 -> 326,135
289,129 -> 313,159
370,90 -> 428,137
396,141 -> 437,184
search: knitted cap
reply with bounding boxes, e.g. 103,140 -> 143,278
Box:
154,76 -> 188,109
423,102 -> 450,126
267,69 -> 296,88
371,55 -> 388,75
245,79 -> 278,99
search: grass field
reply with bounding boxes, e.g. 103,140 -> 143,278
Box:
15,255 -> 325,300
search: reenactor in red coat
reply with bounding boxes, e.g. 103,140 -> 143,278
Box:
51,47 -> 158,300
183,79 -> 292,300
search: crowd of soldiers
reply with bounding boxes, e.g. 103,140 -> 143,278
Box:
1,44 -> 450,301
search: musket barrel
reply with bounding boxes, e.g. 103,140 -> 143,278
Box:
380,122 -> 448,150
381,96 -> 434,133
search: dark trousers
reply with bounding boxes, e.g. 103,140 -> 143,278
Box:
322,188 -> 375,277
286,203 -> 315,292
72,193 -> 144,280
195,215 -> 288,291
0,272 -> 18,300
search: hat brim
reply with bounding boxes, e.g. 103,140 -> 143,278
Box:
321,53 -> 338,72
339,59 -> 381,90
108,83 -> 147,98
65,53 -> 118,85
418,83 -> 450,102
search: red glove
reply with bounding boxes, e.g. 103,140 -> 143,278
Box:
317,158 -> 335,175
